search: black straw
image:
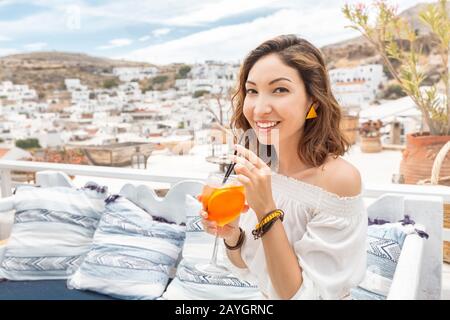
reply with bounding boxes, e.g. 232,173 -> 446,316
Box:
222,135 -> 244,184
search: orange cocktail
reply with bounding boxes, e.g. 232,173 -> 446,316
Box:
199,175 -> 245,226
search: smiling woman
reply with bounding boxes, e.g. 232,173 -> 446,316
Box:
200,34 -> 367,300
232,36 -> 349,168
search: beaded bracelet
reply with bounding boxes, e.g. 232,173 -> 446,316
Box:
224,227 -> 245,250
252,209 -> 284,240
255,209 -> 283,230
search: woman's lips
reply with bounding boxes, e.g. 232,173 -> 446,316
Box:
255,121 -> 281,133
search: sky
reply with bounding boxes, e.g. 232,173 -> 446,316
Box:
0,0 -> 438,65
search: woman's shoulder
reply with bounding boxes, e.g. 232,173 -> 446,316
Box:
271,156 -> 362,204
315,156 -> 362,198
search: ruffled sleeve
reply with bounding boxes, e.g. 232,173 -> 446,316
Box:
288,194 -> 367,300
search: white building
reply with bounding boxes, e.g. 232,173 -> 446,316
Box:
360,96 -> 422,144
64,79 -> 82,91
329,64 -> 386,108
175,62 -> 239,96
37,130 -> 67,148
71,89 -> 90,104
113,67 -> 158,82
117,82 -> 142,102
0,81 -> 37,102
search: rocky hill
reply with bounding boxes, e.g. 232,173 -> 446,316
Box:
0,52 -> 154,99
321,2 -> 448,86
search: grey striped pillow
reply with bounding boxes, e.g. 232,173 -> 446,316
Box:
0,184 -> 107,280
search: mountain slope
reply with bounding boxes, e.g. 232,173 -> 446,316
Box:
0,52 -> 153,98
321,1 -> 447,78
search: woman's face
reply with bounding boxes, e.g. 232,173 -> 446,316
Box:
243,53 -> 311,146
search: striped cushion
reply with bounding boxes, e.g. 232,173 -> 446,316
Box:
0,184 -> 107,280
163,196 -> 262,300
162,259 -> 262,300
67,195 -> 186,300
351,223 -> 408,300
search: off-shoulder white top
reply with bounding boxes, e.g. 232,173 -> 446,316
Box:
224,172 -> 367,300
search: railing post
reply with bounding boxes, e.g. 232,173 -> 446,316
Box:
1,170 -> 12,198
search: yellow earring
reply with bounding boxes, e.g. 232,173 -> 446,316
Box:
306,103 -> 318,120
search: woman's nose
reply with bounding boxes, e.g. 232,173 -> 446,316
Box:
254,96 -> 273,115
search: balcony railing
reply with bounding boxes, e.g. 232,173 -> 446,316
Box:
0,159 -> 449,243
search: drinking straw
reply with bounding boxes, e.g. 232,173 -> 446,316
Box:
222,134 -> 244,184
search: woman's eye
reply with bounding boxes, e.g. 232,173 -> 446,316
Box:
273,87 -> 289,93
246,88 -> 257,94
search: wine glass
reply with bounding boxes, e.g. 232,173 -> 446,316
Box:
196,173 -> 245,276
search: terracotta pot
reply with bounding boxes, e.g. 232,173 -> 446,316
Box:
400,133 -> 450,184
360,136 -> 382,153
340,115 -> 359,145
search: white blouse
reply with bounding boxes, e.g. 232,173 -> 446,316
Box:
224,172 -> 367,300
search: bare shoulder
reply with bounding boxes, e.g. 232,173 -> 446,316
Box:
316,156 -> 362,197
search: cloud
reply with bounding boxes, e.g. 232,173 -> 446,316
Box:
0,0 -> 439,62
125,8 -> 359,64
162,0 -> 280,26
139,35 -> 151,42
97,38 -> 133,50
152,28 -> 171,37
0,35 -> 11,41
0,48 -> 19,57
24,42 -> 47,51
0,11 -> 63,36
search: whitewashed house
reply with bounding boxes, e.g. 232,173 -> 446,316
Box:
329,64 -> 386,108
0,81 -> 37,102
113,67 -> 158,82
64,79 -> 82,91
117,82 -> 142,102
37,130 -> 68,148
176,62 -> 239,96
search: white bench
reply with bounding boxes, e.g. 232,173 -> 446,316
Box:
365,194 -> 442,299
0,171 -> 443,300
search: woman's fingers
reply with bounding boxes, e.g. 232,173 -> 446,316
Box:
234,162 -> 256,181
201,218 -> 217,232
234,144 -> 267,169
236,173 -> 251,187
232,155 -> 258,173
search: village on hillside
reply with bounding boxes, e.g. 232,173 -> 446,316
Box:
0,57 -> 427,184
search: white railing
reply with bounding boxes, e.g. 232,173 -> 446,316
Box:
1,159 -> 449,242
0,160 -> 204,197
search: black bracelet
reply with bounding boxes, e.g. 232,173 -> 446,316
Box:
252,210 -> 284,240
224,227 -> 245,250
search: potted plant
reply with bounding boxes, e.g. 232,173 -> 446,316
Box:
359,120 -> 383,153
343,0 -> 450,184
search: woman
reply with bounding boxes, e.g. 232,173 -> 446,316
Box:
201,35 -> 367,300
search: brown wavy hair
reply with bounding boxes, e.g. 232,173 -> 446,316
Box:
231,34 -> 349,168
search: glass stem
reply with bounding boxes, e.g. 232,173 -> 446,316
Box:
210,233 -> 220,266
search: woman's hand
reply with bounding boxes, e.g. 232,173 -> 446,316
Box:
200,210 -> 241,245
197,190 -> 249,244
232,144 -> 276,220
